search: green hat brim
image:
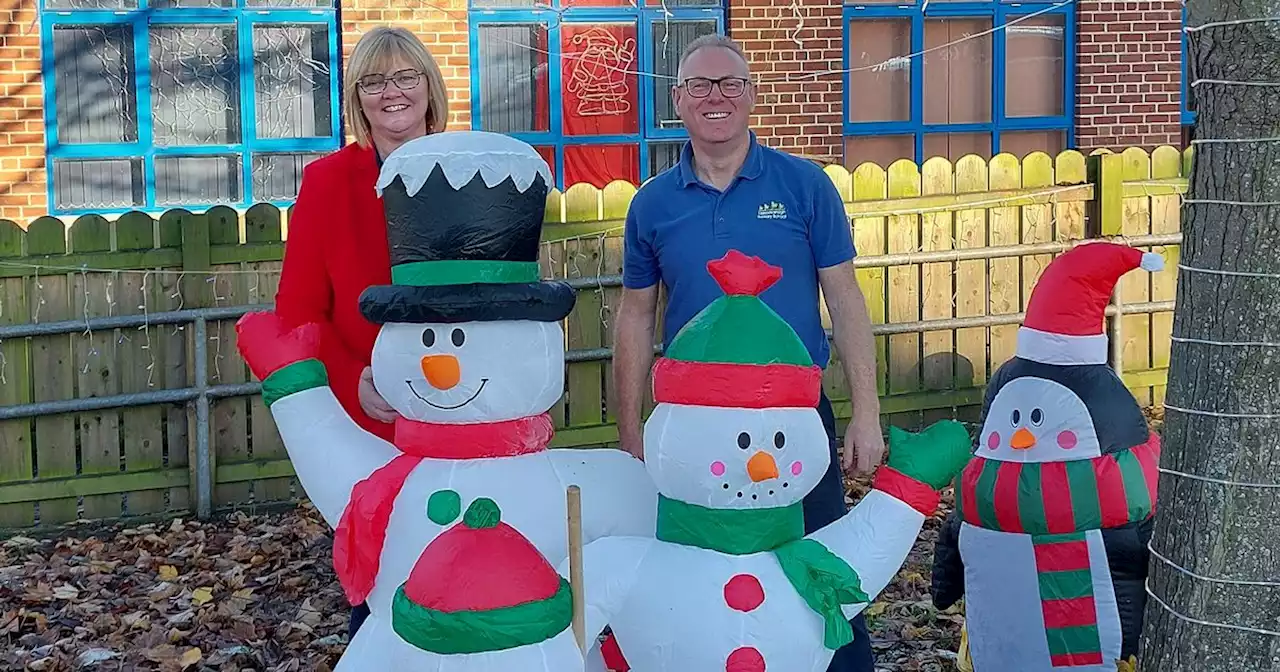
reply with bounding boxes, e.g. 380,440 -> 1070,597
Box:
390,578 -> 573,654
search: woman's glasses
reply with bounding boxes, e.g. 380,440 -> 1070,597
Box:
357,69 -> 424,95
679,76 -> 750,99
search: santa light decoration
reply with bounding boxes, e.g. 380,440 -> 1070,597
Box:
565,249 -> 974,672
930,241 -> 1165,671
235,130 -> 657,670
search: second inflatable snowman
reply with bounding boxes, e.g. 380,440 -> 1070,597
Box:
565,250 -> 974,671
235,130 -> 656,670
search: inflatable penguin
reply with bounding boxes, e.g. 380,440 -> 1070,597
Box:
235,130 -> 656,671
930,242 -> 1165,671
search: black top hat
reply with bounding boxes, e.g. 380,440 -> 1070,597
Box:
358,131 -> 576,325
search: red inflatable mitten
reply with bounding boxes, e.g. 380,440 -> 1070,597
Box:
234,311 -> 327,407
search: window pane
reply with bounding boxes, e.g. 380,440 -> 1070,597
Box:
155,155 -> 242,206
564,144 -> 639,188
563,0 -> 630,5
52,26 -> 138,144
471,0 -> 536,6
923,18 -> 993,124
846,20 -> 911,123
1005,15 -> 1065,117
652,20 -> 718,130
246,0 -> 332,6
46,0 -> 136,9
645,0 -> 720,5
253,24 -> 334,139
999,130 -> 1066,159
648,142 -> 683,177
562,23 -> 639,137
923,132 -> 991,162
844,135 -> 914,169
153,0 -> 231,8
52,158 -> 144,210
252,152 -> 325,202
476,24 -> 550,133
150,25 -> 241,146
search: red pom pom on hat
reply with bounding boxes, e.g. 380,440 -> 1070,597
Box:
1017,241 -> 1164,365
706,249 -> 783,296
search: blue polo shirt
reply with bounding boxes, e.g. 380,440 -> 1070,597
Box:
622,135 -> 856,368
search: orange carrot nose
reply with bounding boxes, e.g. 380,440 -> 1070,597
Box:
421,355 -> 460,390
747,451 -> 780,482
1011,427 -> 1037,450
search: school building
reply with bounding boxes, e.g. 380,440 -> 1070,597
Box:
0,0 -> 1193,221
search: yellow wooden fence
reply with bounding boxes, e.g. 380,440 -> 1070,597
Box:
0,145 -> 1189,530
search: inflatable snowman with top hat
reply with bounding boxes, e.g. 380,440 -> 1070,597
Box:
930,241 -> 1165,671
235,130 -> 656,670
562,249 -> 974,672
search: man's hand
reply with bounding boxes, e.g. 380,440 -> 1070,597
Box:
359,366 -> 398,423
842,413 -> 885,477
618,425 -> 645,461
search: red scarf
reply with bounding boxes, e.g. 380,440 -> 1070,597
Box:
332,413 -> 555,605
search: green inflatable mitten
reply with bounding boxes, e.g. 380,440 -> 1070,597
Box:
886,420 -> 974,490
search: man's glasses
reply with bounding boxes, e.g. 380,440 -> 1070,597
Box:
357,69 -> 424,95
679,76 -> 750,99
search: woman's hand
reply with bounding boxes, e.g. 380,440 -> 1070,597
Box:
359,366 -> 399,423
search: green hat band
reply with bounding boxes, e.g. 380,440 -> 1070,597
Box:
666,295 -> 812,367
391,578 -> 573,654
391,260 -> 541,287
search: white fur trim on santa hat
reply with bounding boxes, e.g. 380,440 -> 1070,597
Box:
1016,326 -> 1108,365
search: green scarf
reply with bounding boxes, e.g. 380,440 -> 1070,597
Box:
656,496 -> 869,649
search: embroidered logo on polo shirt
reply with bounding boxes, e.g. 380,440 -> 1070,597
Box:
757,201 -> 787,220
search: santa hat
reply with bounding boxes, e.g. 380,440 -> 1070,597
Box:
651,250 -> 823,408
391,491 -> 572,654
1017,242 -> 1164,366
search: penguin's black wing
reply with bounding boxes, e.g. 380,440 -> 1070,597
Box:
930,508 -> 966,610
1101,514 -> 1154,660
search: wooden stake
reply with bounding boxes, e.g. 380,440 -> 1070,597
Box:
567,484 -> 586,653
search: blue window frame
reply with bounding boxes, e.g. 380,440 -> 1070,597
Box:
842,0 -> 1075,166
1180,3 -> 1195,126
468,0 -> 725,190
40,0 -> 342,216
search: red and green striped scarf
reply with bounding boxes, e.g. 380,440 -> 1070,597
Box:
956,433 -> 1160,667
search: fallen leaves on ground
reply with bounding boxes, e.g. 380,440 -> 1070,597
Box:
0,503 -> 349,671
1,492 -> 967,671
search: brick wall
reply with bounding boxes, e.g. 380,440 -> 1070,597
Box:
1,0 -> 48,222
340,0 -> 472,140
729,0 -> 844,164
1075,0 -> 1184,151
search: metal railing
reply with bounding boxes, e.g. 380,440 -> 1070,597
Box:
0,233 -> 1183,519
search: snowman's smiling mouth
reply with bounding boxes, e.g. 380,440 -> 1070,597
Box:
405,379 -> 489,410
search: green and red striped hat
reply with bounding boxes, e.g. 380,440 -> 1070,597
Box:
651,250 -> 823,409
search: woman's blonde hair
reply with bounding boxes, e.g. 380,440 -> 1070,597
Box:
343,26 -> 449,147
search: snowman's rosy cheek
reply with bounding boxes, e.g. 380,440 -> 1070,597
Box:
790,461 -> 803,476
1057,431 -> 1078,449
987,432 -> 1000,450
710,461 -> 726,477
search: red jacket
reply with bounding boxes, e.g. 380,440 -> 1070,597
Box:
275,143 -> 395,442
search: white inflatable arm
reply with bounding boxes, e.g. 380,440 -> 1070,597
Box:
559,536 -> 654,648
804,490 -> 927,620
549,450 -> 659,542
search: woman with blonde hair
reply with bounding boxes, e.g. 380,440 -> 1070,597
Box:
272,25 -> 448,639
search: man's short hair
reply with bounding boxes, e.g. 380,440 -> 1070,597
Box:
676,33 -> 751,81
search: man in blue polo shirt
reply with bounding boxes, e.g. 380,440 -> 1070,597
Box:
613,33 -> 884,672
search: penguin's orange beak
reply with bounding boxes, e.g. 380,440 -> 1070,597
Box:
1011,427 -> 1037,450
421,355 -> 460,390
747,451 -> 779,482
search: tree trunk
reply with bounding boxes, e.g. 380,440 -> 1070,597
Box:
1138,0 -> 1280,669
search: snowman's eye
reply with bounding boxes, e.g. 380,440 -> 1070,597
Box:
422,329 -> 436,348
1030,408 -> 1044,426
737,432 -> 750,450
451,328 -> 466,347
1011,409 -> 1021,426
774,431 -> 785,449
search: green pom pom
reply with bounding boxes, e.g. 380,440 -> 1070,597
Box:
463,498 -> 501,529
427,490 -> 462,525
